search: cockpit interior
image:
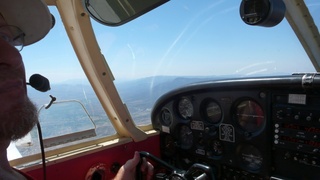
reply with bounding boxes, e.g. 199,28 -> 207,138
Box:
7,0 -> 320,179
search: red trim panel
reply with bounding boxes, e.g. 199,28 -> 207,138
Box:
25,135 -> 160,179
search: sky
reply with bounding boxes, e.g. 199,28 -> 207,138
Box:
20,0 -> 318,83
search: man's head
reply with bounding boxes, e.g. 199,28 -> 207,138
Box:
0,0 -> 53,46
0,0 -> 52,141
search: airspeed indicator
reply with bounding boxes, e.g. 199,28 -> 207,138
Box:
178,98 -> 194,119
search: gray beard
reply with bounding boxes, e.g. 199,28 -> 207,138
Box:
0,97 -> 38,141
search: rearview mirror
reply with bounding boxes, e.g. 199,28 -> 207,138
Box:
82,0 -> 169,26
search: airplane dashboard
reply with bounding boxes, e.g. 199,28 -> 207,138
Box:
151,74 -> 320,179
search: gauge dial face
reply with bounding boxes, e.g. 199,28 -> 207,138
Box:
235,100 -> 265,133
211,139 -> 223,156
163,135 -> 176,156
178,98 -> 194,119
179,125 -> 193,149
240,0 -> 269,24
160,108 -> 172,126
238,144 -> 263,172
205,101 -> 222,123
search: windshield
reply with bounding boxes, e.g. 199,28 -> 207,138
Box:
16,0 -> 318,158
306,0 -> 320,31
93,0 -> 316,124
99,1 -> 314,78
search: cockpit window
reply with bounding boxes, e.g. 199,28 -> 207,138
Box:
13,7 -> 116,159
305,0 -> 320,32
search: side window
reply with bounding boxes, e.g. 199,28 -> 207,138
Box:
9,7 -> 116,161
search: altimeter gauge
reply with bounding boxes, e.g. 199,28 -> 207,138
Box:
179,125 -> 193,149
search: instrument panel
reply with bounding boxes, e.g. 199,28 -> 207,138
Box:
151,74 -> 320,179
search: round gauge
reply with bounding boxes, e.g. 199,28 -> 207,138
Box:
178,98 -> 194,119
238,144 -> 263,172
179,125 -> 193,149
211,139 -> 223,156
235,100 -> 265,133
240,0 -> 286,27
160,108 -> 172,126
204,101 -> 222,123
163,135 -> 176,156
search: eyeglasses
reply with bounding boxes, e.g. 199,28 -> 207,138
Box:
0,25 -> 25,51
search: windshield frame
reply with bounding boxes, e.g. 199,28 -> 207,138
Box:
284,0 -> 320,71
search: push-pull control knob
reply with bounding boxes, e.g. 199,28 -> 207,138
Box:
284,152 -> 291,160
276,110 -> 285,120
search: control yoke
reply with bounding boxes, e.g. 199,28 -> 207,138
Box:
136,151 -> 215,180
